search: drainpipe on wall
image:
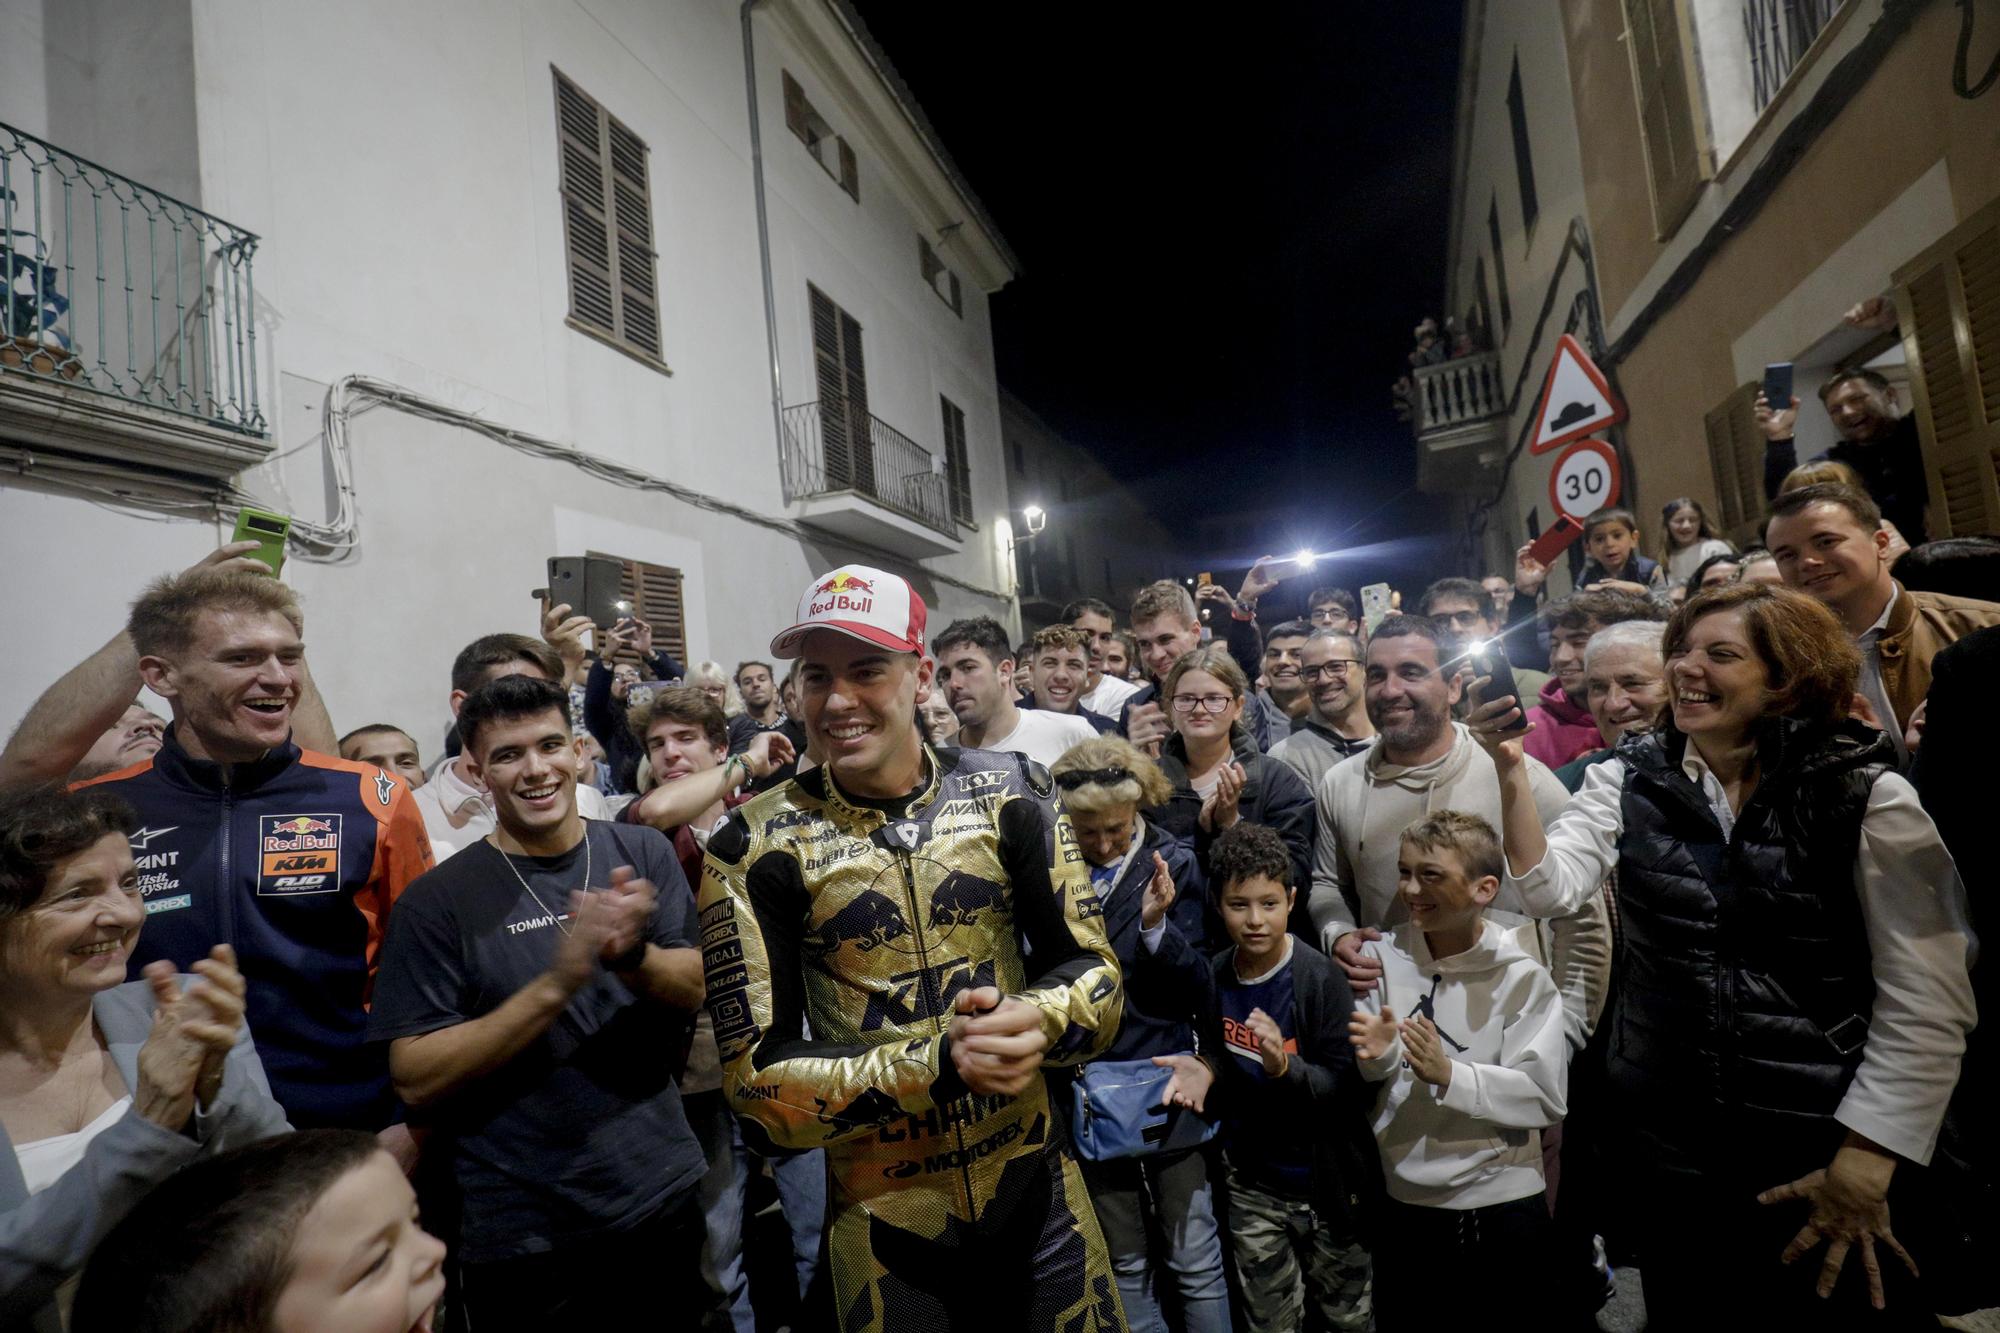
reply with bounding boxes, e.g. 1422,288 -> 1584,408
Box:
741,0 -> 786,480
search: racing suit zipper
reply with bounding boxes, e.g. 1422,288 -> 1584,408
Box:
893,843 -> 977,1216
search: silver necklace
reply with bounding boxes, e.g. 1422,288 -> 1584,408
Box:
496,829 -> 591,935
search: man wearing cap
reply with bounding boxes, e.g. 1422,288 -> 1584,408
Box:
698,565 -> 1131,1332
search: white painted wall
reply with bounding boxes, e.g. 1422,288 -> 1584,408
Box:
0,0 -> 1016,749
1443,0 -> 1599,582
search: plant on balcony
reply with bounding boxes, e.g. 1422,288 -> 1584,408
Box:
2,186 -> 78,378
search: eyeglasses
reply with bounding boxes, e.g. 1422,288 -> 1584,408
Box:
1055,766 -> 1131,791
1171,694 -> 1235,714
1433,610 -> 1486,630
1300,660 -> 1360,681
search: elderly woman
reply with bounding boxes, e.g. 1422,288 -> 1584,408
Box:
1552,620 -> 1670,793
0,785 -> 288,1331
1471,584 -> 1975,1326
1051,737 -> 1228,1333
1148,645 -> 1315,910
689,661 -> 744,719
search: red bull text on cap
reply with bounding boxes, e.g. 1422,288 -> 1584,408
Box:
771,564 -> 927,659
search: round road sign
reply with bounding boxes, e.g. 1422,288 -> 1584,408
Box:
1549,438 -> 1621,522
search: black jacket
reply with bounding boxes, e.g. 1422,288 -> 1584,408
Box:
1609,720 -> 1893,1170
1130,931 -> 1382,1236
1763,414 -> 1930,543
1150,729 -> 1317,944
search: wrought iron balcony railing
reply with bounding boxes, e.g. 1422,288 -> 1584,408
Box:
0,121 -> 265,435
780,400 -> 953,537
1745,0 -> 1845,113
1410,352 -> 1504,437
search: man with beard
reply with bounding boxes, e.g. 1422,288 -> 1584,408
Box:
1305,615 -> 1608,1054
726,660 -> 806,793
1267,629 -> 1375,792
76,566 -> 433,1132
934,617 -> 1096,767
370,675 -> 708,1325
700,564 -> 1128,1332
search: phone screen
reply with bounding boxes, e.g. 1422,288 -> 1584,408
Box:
1762,362 -> 1794,410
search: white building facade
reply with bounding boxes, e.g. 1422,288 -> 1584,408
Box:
0,0 -> 1021,747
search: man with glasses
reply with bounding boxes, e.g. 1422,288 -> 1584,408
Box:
1267,629 -> 1375,791
1306,587 -> 1360,635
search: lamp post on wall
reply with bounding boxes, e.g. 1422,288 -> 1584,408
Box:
1001,504 -> 1049,636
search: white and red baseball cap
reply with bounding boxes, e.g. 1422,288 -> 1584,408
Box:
770,565 -> 928,659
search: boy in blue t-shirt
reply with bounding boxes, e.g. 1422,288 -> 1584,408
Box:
1138,823 -> 1376,1331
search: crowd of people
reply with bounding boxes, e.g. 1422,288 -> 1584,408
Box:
0,359 -> 1990,1332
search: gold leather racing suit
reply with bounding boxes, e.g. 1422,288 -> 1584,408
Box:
699,745 -> 1127,1332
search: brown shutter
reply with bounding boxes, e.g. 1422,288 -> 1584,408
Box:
783,71 -> 809,142
940,395 -> 971,523
607,118 -> 660,357
590,553 -> 687,674
555,72 -> 616,335
1704,382 -> 1763,538
1894,200 -> 2000,537
809,285 -> 854,490
839,306 -> 873,492
838,139 -> 859,201
1622,0 -> 1705,238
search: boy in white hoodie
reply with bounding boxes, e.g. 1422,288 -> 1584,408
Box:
1348,811 -> 1567,1331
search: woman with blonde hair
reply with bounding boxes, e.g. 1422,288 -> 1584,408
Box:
1778,461 -> 1910,562
1051,736 -> 1228,1333
688,661 -> 744,718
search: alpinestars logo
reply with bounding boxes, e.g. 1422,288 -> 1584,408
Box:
128,826 -> 179,850
373,770 -> 396,806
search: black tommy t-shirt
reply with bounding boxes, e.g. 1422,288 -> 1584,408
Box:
368,820 -> 706,1262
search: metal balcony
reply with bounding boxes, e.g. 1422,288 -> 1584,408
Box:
780,400 -> 960,556
1410,352 -> 1507,494
0,121 -> 270,478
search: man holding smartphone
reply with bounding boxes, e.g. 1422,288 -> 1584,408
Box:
1757,364 -> 1930,543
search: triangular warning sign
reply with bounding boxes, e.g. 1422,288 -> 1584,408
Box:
1529,334 -> 1626,455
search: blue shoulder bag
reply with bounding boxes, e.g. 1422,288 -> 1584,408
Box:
1070,1055 -> 1219,1161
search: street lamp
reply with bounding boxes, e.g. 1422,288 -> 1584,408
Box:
1021,504 -> 1047,536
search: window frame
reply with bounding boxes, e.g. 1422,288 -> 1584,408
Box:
553,67 -> 669,373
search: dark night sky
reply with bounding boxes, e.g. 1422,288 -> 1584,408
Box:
853,3 -> 1468,608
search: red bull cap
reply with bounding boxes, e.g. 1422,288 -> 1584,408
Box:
771,564 -> 927,659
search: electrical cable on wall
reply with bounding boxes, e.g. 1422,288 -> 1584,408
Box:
2,374 -> 1017,605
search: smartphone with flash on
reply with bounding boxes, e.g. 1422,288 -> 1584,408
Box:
231,508 -> 291,576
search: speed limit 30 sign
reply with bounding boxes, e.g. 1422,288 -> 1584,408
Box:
1548,438 -> 1622,522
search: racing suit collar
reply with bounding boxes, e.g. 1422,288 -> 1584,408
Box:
821,743 -> 944,824
153,723 -> 299,794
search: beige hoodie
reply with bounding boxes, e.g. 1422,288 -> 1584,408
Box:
1307,722 -> 1610,1048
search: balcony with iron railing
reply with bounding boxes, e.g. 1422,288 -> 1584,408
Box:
780,400 -> 960,556
1407,351 -> 1507,492
0,121 -> 271,478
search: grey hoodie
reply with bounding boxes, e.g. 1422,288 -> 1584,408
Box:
1307,723 -> 1610,1049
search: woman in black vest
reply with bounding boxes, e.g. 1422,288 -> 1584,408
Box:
1469,583 -> 1974,1328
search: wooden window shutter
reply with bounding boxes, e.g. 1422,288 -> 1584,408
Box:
607,118 -> 660,357
810,285 -> 872,494
554,70 -> 661,361
783,71 -> 810,142
1703,382 -> 1762,537
838,139 -> 859,201
1893,199 -> 2000,536
555,72 -> 616,337
940,395 -> 971,523
1621,0 -> 1705,238
590,552 -> 687,672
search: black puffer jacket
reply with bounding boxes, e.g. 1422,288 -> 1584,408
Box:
1609,718 -> 1893,1157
